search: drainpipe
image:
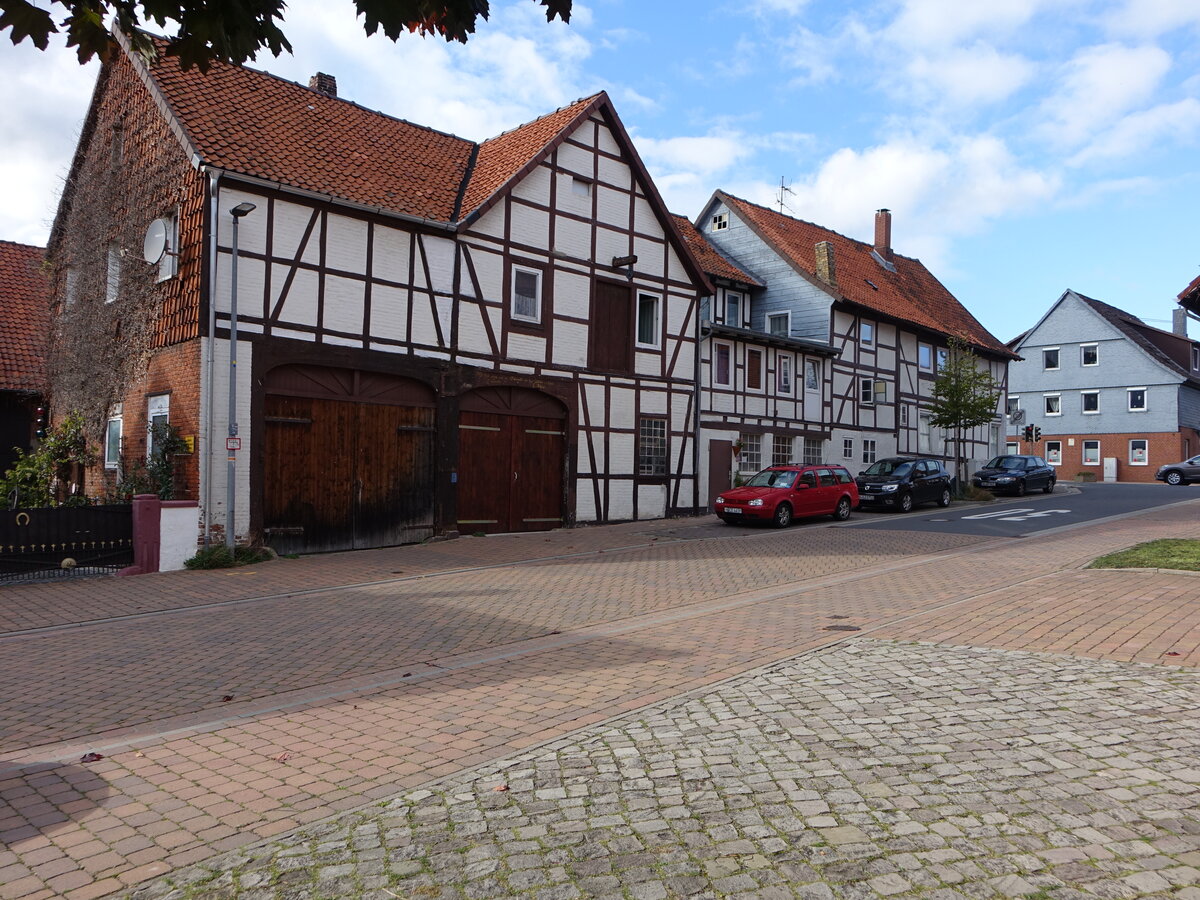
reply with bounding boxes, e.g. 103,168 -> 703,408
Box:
203,168 -> 222,546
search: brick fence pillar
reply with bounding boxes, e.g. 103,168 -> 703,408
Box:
118,494 -> 162,576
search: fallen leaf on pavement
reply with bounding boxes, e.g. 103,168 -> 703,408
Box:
492,783 -> 509,792
274,752 -> 292,764
221,695 -> 234,702
80,752 -> 104,763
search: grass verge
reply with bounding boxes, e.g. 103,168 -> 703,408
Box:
1088,539 -> 1200,572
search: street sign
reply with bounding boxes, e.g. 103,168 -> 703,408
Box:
226,437 -> 241,451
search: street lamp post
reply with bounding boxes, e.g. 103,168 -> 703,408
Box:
226,202 -> 256,549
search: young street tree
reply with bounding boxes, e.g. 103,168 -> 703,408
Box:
0,0 -> 572,69
927,337 -> 1003,489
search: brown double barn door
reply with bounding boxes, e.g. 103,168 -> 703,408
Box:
263,366 -> 435,554
457,387 -> 567,534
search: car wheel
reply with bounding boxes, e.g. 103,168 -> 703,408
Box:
1165,470 -> 1185,486
937,487 -> 951,507
1043,477 -> 1055,494
831,496 -> 852,521
1015,480 -> 1026,497
898,491 -> 914,513
773,503 -> 793,528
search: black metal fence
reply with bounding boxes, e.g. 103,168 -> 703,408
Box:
0,505 -> 133,582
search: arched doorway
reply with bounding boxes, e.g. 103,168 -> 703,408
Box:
263,365 -> 436,553
457,386 -> 567,534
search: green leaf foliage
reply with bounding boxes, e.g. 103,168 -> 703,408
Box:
1,0 -> 571,69
927,338 -> 1002,433
1,411 -> 97,508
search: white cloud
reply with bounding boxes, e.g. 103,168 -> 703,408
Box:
1104,0 -> 1200,39
904,43 -> 1036,108
780,135 -> 1058,268
885,0 -> 1047,49
750,0 -> 812,14
0,37 -> 97,245
1069,98 -> 1200,165
1038,43 -> 1172,147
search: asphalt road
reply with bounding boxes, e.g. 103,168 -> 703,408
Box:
847,481 -> 1196,537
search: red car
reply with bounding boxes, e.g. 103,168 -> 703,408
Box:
714,464 -> 859,527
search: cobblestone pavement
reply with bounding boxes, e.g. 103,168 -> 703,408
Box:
127,639 -> 1200,900
1,504 -> 1198,899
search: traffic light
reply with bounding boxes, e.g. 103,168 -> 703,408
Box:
33,406 -> 47,440
1022,424 -> 1033,443
1032,426 -> 1042,442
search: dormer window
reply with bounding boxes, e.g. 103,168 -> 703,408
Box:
711,212 -> 728,232
725,291 -> 741,326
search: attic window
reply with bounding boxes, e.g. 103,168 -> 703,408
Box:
711,212 -> 729,232
865,278 -> 879,291
571,176 -> 591,198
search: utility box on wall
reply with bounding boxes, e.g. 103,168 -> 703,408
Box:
1103,457 -> 1118,483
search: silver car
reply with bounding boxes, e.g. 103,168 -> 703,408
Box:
1155,455 -> 1200,485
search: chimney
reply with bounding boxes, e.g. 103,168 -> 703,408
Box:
1173,308 -> 1189,337
309,72 -> 337,97
874,208 -> 893,262
814,241 -> 837,287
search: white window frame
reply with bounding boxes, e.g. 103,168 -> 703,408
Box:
1192,346 -> 1200,372
1044,393 -> 1062,416
711,212 -> 729,232
772,434 -> 793,467
918,343 -> 932,372
511,265 -> 541,323
1042,347 -> 1060,371
1082,440 -> 1100,466
862,439 -> 877,464
1129,439 -> 1149,466
860,320 -> 875,346
1045,440 -> 1063,466
1006,396 -> 1020,418
635,292 -> 661,349
146,394 -> 170,461
804,359 -> 820,393
767,311 -> 790,338
104,404 -> 123,470
918,413 -> 932,453
860,377 -> 875,405
746,348 -> 764,392
1080,343 -> 1099,367
1006,442 -> 1020,454
713,342 -> 733,387
777,354 -> 792,394
637,417 -> 667,477
106,244 -> 121,304
842,438 -> 853,460
738,433 -> 762,473
1081,390 -> 1099,415
900,403 -> 909,427
802,437 -> 822,466
935,347 -> 949,372
725,290 -> 742,327
1127,387 -> 1147,412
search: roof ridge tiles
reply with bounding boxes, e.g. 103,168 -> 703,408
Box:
478,91 -> 606,144
719,190 -> 919,262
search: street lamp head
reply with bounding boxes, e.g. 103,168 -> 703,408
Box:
230,202 -> 257,218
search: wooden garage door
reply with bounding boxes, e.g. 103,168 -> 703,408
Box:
457,387 -> 566,534
263,366 -> 435,554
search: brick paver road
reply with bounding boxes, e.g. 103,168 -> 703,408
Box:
0,501 -> 1198,899
128,640 -> 1200,900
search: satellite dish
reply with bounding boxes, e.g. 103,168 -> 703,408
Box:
142,218 -> 168,264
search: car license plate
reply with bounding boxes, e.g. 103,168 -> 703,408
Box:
725,507 -> 743,514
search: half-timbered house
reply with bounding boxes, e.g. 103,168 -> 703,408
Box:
691,192 -> 1014,490
673,215 -> 839,506
48,35 -> 710,553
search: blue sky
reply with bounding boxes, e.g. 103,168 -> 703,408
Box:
2,0 -> 1198,342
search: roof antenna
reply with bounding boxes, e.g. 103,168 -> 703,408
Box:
776,176 -> 795,215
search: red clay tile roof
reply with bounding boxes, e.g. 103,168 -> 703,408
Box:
144,41 -> 475,221
141,42 -> 608,227
671,215 -> 762,287
0,241 -> 50,393
459,95 -> 603,219
1179,273 -> 1200,315
719,193 -> 1013,358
